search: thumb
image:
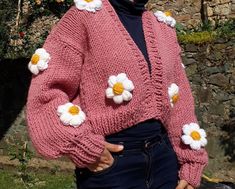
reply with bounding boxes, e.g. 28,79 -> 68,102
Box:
176,180 -> 188,189
105,142 -> 124,152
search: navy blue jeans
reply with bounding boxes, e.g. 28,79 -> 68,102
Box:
75,120 -> 179,189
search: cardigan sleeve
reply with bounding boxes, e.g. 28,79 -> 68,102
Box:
26,34 -> 105,168
167,29 -> 209,187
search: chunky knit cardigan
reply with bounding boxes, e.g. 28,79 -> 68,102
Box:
26,0 -> 208,187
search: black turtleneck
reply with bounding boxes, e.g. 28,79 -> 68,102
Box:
108,0 -> 151,73
106,0 -> 164,140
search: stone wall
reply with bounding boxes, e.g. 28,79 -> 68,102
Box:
147,0 -> 235,28
5,0 -> 234,59
180,36 -> 235,178
0,36 -> 234,179
206,0 -> 235,23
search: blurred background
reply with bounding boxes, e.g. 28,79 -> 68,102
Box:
0,0 -> 234,188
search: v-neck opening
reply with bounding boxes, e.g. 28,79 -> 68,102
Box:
103,0 -> 153,79
102,0 -> 164,118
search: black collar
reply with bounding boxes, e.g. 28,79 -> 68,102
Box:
108,0 -> 149,16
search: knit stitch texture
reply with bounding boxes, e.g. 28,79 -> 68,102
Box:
26,0 -> 208,187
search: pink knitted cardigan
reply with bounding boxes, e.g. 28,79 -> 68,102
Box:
26,0 -> 208,187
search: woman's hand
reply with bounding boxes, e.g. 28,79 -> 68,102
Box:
176,180 -> 194,189
87,141 -> 124,172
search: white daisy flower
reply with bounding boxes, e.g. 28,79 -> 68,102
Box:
57,102 -> 86,127
74,0 -> 102,13
168,83 -> 179,107
28,48 -> 50,75
181,123 -> 207,150
154,10 -> 176,27
105,73 -> 134,104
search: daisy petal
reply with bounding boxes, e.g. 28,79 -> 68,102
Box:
182,124 -> 193,135
199,129 -> 207,138
57,105 -> 67,116
37,60 -> 48,70
170,18 -> 176,27
113,95 -> 124,104
123,80 -> 134,91
108,76 -> 117,87
122,90 -> 132,101
70,116 -> 83,127
35,48 -> 46,54
190,123 -> 200,130
29,64 -> 39,75
106,88 -> 115,98
41,55 -> 50,63
60,113 -> 73,125
190,141 -> 201,150
79,111 -> 86,121
116,73 -> 127,82
200,138 -> 208,147
182,135 -> 193,145
94,0 -> 102,9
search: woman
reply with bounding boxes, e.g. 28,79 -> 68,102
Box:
26,0 -> 208,188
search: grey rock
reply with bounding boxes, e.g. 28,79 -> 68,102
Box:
185,44 -> 198,52
208,103 -> 225,116
205,66 -> 225,75
208,73 -> 230,87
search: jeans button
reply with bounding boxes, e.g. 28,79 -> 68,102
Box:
145,141 -> 151,148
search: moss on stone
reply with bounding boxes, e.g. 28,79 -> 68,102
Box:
178,31 -> 217,45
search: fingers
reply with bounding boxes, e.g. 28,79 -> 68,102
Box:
176,180 -> 188,189
87,148 -> 114,172
105,141 -> 124,152
187,185 -> 194,189
99,150 -> 114,164
87,141 -> 124,173
87,162 -> 111,172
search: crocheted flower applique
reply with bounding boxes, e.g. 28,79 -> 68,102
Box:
106,73 -> 134,104
168,83 -> 179,107
181,123 -> 207,150
28,48 -> 50,75
57,102 -> 86,127
74,0 -> 102,13
154,10 -> 176,28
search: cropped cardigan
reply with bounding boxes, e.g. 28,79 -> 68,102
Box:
26,0 -> 208,187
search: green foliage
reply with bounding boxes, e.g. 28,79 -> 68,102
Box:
3,0 -> 235,58
0,0 -> 17,60
29,0 -> 74,18
0,20 -> 9,60
176,19 -> 235,44
6,141 -> 76,188
178,31 -> 217,45
215,19 -> 235,38
8,141 -> 34,185
0,169 -> 75,189
5,0 -> 74,59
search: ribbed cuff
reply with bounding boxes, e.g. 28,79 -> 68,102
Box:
66,133 -> 105,168
179,162 -> 206,187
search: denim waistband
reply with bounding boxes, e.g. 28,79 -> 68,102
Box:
119,133 -> 167,151
105,119 -> 165,143
106,130 -> 167,153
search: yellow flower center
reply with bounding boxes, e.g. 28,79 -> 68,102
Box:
164,11 -> 172,17
190,131 -> 201,141
31,54 -> 40,65
84,0 -> 93,2
68,106 -> 80,115
113,82 -> 124,95
172,94 -> 179,103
